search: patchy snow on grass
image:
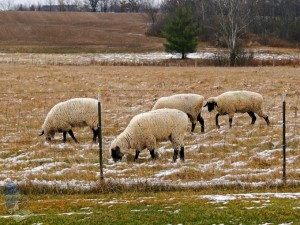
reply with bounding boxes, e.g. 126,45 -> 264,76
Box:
0,51 -> 298,65
199,192 -> 300,204
1,62 -> 300,192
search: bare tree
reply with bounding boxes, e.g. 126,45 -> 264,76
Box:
73,0 -> 84,10
0,0 -> 15,10
64,0 -> 72,10
103,0 -> 110,12
215,0 -> 256,66
143,0 -> 161,35
58,0 -> 66,11
109,0 -> 120,12
85,0 -> 100,12
47,0 -> 55,11
144,0 -> 158,23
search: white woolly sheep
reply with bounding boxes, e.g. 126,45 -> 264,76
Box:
152,93 -> 205,133
204,91 -> 270,128
39,98 -> 99,142
109,108 -> 188,162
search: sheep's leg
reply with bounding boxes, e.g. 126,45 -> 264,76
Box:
215,113 -> 220,128
134,150 -> 140,161
187,114 -> 195,132
92,128 -> 99,142
197,114 -> 205,133
173,149 -> 178,162
191,123 -> 196,132
247,111 -> 256,124
63,132 -> 67,142
264,116 -> 270,125
180,146 -> 184,161
68,130 -> 78,143
229,118 -> 233,127
228,113 -> 235,128
149,149 -> 156,160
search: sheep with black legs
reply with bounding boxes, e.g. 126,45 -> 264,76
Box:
152,93 -> 205,133
39,98 -> 99,142
109,108 -> 189,163
204,91 -> 270,128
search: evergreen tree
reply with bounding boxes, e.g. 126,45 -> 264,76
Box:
163,6 -> 198,59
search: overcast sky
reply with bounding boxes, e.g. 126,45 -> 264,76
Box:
7,1 -> 78,6
10,0 -> 162,6
9,0 -> 43,5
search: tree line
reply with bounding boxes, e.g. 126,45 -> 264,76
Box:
159,0 -> 300,43
1,0 -> 300,65
160,0 -> 300,65
2,0 -> 299,44
0,0 -> 157,13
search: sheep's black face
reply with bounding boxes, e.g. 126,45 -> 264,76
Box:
111,146 -> 123,162
204,101 -> 217,112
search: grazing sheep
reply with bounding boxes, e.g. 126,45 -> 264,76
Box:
39,98 -> 99,142
204,91 -> 270,128
152,93 -> 205,133
109,108 -> 188,162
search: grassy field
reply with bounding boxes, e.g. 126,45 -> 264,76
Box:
1,64 -> 300,189
1,61 -> 300,224
1,11 -> 300,224
1,11 -> 300,56
1,191 -> 300,224
0,11 -> 163,53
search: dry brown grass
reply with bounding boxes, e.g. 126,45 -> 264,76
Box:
0,11 -> 164,53
1,64 -> 300,192
1,11 -> 299,58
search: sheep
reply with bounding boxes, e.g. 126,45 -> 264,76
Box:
39,98 -> 99,142
109,108 -> 189,163
152,93 -> 205,133
204,91 -> 270,128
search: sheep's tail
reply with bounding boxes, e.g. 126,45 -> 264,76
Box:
39,130 -> 44,136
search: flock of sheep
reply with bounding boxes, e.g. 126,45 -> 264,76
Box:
39,91 -> 270,163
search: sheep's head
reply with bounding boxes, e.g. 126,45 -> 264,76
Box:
204,98 -> 218,112
111,146 -> 124,162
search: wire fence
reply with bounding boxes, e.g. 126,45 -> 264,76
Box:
1,88 -> 300,191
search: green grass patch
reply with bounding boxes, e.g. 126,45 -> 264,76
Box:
1,191 -> 300,224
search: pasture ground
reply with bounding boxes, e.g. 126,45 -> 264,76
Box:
1,10 -> 300,225
1,63 -> 300,224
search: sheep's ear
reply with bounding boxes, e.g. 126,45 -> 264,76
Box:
214,102 -> 218,107
203,102 -> 208,107
39,130 -> 44,136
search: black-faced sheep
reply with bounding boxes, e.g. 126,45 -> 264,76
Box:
204,91 -> 270,128
109,108 -> 189,162
152,93 -> 205,133
39,98 -> 99,142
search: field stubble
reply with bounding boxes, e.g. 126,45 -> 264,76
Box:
0,64 -> 300,193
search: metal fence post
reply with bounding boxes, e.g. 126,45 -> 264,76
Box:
282,88 -> 287,185
97,91 -> 104,181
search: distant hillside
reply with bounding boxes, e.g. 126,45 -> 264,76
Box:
0,11 -> 164,53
